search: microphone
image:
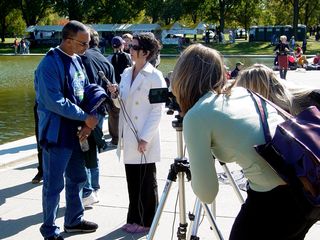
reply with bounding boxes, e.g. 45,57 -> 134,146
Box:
98,71 -> 112,87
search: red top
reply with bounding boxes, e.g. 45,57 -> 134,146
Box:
313,56 -> 320,65
295,47 -> 302,58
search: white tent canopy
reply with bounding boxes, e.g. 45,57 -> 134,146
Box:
27,23 -> 161,34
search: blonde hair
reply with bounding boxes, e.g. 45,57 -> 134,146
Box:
236,64 -> 317,115
171,44 -> 228,115
280,35 -> 287,43
122,33 -> 133,40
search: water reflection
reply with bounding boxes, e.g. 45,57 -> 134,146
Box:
0,55 -> 273,144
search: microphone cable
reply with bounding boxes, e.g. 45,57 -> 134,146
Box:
99,70 -> 151,229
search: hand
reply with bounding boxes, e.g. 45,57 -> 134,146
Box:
107,84 -> 119,96
138,139 -> 148,153
85,115 -> 98,129
78,125 -> 92,142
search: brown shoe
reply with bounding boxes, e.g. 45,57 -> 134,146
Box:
31,172 -> 43,184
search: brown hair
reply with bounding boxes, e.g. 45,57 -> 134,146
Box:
171,44 -> 229,115
133,32 -> 162,61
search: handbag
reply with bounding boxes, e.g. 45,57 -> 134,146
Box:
249,90 -> 320,219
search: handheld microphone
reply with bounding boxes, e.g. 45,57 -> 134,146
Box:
98,71 -> 112,87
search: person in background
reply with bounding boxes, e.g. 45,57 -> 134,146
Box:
108,32 -> 166,234
274,35 -> 290,79
31,102 -> 43,184
313,53 -> 320,65
13,37 -> 19,54
230,61 -> 244,78
122,33 -> 133,54
297,55 -> 308,68
80,27 -> 116,207
302,38 -> 307,54
107,36 -> 132,147
295,43 -> 303,59
236,64 -> 320,116
20,38 -> 26,54
35,20 -> 99,240
25,38 -> 30,54
149,46 -> 161,68
289,36 -> 295,50
170,43 -> 317,240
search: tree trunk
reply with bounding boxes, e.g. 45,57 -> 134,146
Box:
1,15 -> 6,43
304,3 -> 309,27
293,0 -> 299,38
219,0 -> 225,33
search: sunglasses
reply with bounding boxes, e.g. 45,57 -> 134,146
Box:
68,38 -> 89,47
129,44 -> 142,51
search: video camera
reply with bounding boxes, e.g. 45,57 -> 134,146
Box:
148,88 -> 180,113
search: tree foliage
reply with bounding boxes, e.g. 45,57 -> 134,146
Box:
2,0 -> 320,39
6,9 -> 26,37
19,0 -> 52,26
0,0 -> 19,42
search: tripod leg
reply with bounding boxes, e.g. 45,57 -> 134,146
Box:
187,198 -> 202,240
147,179 -> 174,240
177,172 -> 188,239
220,164 -> 245,204
201,202 -> 225,240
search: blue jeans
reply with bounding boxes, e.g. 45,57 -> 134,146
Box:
40,144 -> 87,238
83,165 -> 100,197
82,114 -> 104,198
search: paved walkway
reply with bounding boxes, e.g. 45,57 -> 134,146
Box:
0,70 -> 320,239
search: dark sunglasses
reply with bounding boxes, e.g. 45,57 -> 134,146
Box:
129,44 -> 142,51
68,38 -> 89,47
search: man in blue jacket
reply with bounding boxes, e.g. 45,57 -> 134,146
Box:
34,20 -> 99,240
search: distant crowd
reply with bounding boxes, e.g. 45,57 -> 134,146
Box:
13,37 -> 30,54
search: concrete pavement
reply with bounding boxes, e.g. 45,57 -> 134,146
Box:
1,70 -> 320,239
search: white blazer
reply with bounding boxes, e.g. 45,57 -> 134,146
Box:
116,62 -> 166,164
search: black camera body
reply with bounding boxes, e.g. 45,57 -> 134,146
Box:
149,88 -> 180,112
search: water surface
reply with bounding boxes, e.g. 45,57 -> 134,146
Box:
0,55 -> 273,144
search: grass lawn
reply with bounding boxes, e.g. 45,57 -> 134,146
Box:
1,36 -> 319,55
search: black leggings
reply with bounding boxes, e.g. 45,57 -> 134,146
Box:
229,185 -> 317,240
125,163 -> 158,227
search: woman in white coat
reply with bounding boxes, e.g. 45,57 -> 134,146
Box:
109,32 -> 166,233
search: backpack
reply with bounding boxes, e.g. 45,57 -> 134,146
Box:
250,90 -> 320,220
111,51 -> 131,84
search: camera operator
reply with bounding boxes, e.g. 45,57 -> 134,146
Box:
108,32 -> 167,233
170,44 -> 317,239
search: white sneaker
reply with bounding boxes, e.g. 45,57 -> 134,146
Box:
93,190 -> 100,203
82,193 -> 98,207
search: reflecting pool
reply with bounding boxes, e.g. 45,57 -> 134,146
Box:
0,55 -> 273,144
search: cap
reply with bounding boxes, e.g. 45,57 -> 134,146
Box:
236,62 -> 244,66
111,36 -> 125,48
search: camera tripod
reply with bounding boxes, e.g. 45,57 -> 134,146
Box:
186,161 -> 245,240
147,115 -> 245,240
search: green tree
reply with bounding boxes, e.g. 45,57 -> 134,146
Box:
161,0 -> 183,25
182,0 -> 205,24
89,0 -> 144,23
52,0 -> 94,22
145,0 -> 164,23
19,0 -> 52,26
300,0 -> 320,27
0,0 -> 19,42
263,1 -> 291,25
232,0 -> 261,39
203,0 -> 239,33
6,9 -> 26,37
